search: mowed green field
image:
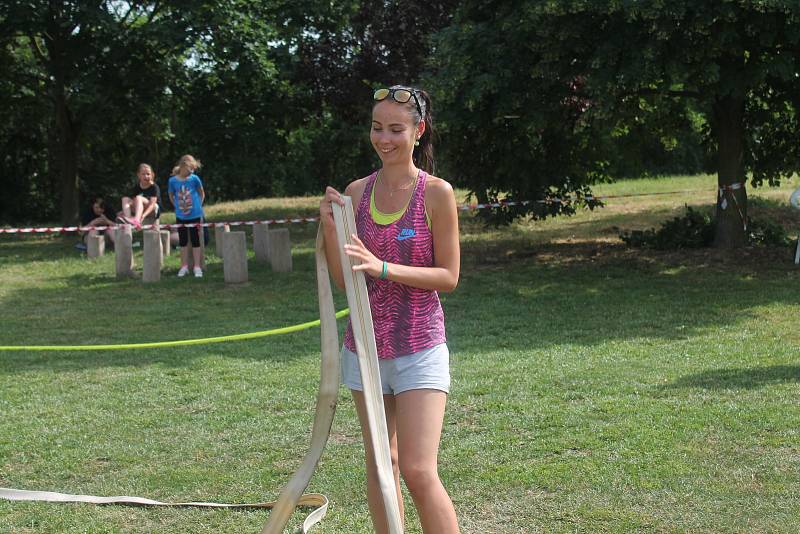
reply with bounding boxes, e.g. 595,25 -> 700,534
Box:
1,174 -> 799,533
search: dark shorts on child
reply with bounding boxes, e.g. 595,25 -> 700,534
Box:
176,217 -> 202,247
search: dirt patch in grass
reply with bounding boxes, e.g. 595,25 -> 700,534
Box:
328,431 -> 360,446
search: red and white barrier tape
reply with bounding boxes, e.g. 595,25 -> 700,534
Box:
718,182 -> 747,232
0,189 -> 703,236
0,218 -> 320,235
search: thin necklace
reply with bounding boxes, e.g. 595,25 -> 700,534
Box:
379,169 -> 417,197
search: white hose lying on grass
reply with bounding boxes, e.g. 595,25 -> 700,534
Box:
0,207 -> 403,534
0,224 -> 342,534
1,206 -> 400,533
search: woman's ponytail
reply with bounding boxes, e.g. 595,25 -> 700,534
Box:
413,89 -> 436,174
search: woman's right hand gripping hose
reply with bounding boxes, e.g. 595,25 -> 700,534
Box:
320,186 -> 345,229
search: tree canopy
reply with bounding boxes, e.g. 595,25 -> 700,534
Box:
431,1 -> 800,246
0,1 -> 216,223
0,0 -> 458,224
2,0 -> 799,250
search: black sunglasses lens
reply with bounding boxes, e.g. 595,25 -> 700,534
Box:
374,88 -> 390,101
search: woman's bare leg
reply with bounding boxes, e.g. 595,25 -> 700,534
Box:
351,390 -> 403,534
396,389 -> 459,533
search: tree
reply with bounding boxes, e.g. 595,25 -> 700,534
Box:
429,1 -> 626,224
431,1 -> 800,247
169,1 -> 300,200
0,1 -> 465,223
287,0 -> 459,190
0,27 -> 53,222
0,1 -> 209,224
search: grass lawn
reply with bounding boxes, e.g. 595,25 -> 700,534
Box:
1,174 -> 799,533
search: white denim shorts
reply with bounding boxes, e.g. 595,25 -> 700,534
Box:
341,343 -> 450,395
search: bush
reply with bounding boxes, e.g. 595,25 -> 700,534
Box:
747,218 -> 791,246
619,206 -> 790,249
619,206 -> 715,249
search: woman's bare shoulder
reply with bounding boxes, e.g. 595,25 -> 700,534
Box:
344,177 -> 367,196
424,175 -> 456,208
344,172 -> 377,209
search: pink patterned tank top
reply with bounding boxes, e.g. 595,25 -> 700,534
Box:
343,170 -> 446,359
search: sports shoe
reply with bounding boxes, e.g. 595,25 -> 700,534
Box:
74,242 -> 87,251
193,267 -> 203,278
177,266 -> 189,277
116,215 -> 141,229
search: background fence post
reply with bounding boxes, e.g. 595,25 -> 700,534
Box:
114,225 -> 135,278
223,231 -> 248,283
269,228 -> 292,273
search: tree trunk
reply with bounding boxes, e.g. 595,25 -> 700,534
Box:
44,5 -> 80,225
55,95 -> 80,225
711,94 -> 747,249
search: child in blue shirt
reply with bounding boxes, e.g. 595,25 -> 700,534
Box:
168,154 -> 206,278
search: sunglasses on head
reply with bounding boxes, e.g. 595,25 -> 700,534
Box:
373,87 -> 423,117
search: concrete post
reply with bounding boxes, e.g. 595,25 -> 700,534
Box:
143,230 -> 163,283
253,222 -> 270,264
269,228 -> 292,273
160,230 -> 171,257
214,223 -> 230,258
223,231 -> 248,283
87,230 -> 105,258
114,224 -> 135,278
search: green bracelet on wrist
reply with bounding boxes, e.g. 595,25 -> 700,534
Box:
379,260 -> 388,280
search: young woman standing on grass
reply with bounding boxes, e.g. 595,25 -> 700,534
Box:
320,85 -> 460,534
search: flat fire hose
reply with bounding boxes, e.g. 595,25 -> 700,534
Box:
260,223 -> 342,532
0,224 -> 342,533
330,197 -> 404,533
0,488 -> 328,531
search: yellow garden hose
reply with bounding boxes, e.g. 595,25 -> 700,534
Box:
0,310 -> 349,351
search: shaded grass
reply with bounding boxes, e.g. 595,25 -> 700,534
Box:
1,175 -> 800,533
